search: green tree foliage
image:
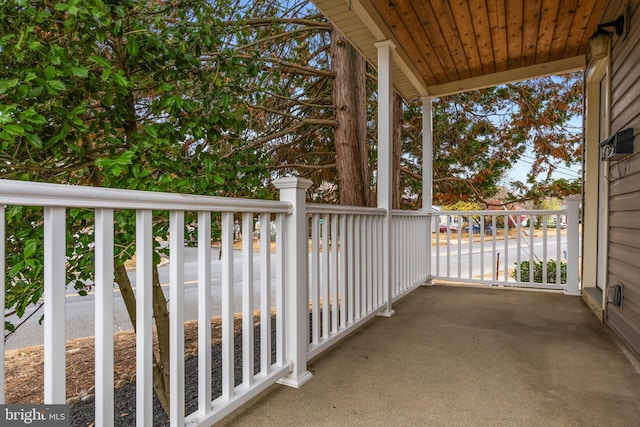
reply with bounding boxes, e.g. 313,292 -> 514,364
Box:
0,0 -> 270,414
228,1 -> 341,195
400,74 -> 583,207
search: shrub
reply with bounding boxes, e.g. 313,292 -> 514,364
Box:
513,259 -> 567,284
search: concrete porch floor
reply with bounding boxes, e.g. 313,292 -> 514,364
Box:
219,285 -> 640,426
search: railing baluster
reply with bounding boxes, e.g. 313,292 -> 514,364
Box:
480,216 -> 485,280
366,216 -> 373,312
311,214 -> 320,344
339,214 -> 347,328
347,215 -> 355,325
503,215 -> 509,282
421,217 -> 426,280
358,215 -> 364,315
378,216 -> 383,303
391,217 -> 397,296
556,214 -> 562,286
491,216 -> 497,283
407,217 -> 412,286
412,217 -> 416,285
259,213 -> 272,374
457,216 -> 462,279
468,215 -> 473,280
330,214 -> 338,333
354,216 -> 361,320
409,218 -> 413,285
242,212 -> 255,387
374,216 -> 381,304
321,214 -> 329,338
414,217 -> 419,284
426,214 -> 432,280
516,216 -> 522,282
44,207 -> 66,404
221,212 -> 235,399
397,217 -> 402,294
542,217 -> 548,285
95,208 -> 114,427
169,210 -> 185,427
529,216 -> 535,284
135,209 -> 153,425
197,211 -> 212,415
275,213 -> 285,366
446,215 -> 451,278
435,215 -> 440,277
378,217 -> 384,302
401,217 -> 406,290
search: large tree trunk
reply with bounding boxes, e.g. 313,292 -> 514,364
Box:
151,264 -> 171,415
392,93 -> 403,209
331,27 -> 372,207
114,262 -> 172,416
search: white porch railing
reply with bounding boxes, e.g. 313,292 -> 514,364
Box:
432,200 -> 580,295
305,204 -> 387,360
0,177 -> 581,426
0,179 -> 293,426
391,210 -> 432,298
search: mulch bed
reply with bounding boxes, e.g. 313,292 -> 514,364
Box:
5,314 -> 275,426
69,319 -> 275,426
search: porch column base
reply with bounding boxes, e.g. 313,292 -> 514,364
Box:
564,289 -> 582,297
377,309 -> 396,318
277,370 -> 314,389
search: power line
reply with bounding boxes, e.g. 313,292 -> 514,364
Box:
514,157 -> 581,178
518,154 -> 582,176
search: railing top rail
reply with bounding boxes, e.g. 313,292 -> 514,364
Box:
307,203 -> 386,216
391,209 -> 431,217
433,209 -> 568,216
0,179 -> 292,213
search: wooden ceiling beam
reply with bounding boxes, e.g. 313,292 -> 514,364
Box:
427,55 -> 585,97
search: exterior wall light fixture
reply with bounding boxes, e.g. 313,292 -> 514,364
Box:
589,13 -> 626,60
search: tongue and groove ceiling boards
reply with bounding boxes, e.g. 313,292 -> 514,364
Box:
312,0 -> 607,99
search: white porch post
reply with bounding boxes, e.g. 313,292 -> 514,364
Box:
421,96 -> 434,284
565,195 -> 581,296
421,96 -> 433,213
274,177 -> 314,388
375,40 -> 396,317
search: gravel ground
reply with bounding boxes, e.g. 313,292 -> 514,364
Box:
70,322 -> 275,426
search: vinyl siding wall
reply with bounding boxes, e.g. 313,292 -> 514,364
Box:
604,0 -> 640,356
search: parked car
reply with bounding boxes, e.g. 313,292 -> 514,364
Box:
464,224 -> 481,234
439,223 -> 458,233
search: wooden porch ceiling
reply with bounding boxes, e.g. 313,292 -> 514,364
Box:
312,0 -> 607,99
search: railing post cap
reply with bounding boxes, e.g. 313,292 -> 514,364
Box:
565,195 -> 581,203
273,177 -> 313,190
